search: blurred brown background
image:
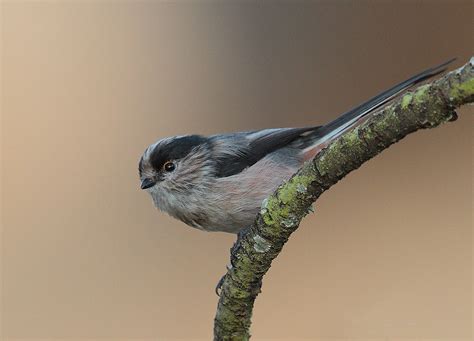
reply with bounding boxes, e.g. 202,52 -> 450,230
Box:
1,1 -> 472,340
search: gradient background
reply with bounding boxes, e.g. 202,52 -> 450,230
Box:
1,1 -> 472,340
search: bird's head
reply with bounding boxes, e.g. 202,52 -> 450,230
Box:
138,135 -> 213,205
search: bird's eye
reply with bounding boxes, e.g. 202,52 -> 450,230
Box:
163,161 -> 176,172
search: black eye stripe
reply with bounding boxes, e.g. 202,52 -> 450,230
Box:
149,135 -> 207,171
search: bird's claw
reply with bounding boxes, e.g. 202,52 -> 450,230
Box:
215,263 -> 233,296
215,274 -> 226,296
215,229 -> 247,296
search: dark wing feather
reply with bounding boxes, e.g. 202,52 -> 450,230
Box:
212,127 -> 321,177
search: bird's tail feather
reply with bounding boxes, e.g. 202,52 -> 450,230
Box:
319,58 -> 455,142
300,58 -> 455,160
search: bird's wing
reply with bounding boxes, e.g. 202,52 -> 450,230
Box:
212,59 -> 455,178
211,127 -> 320,177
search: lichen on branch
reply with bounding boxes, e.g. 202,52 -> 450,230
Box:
213,57 -> 474,341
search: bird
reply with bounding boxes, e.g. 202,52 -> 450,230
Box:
138,59 -> 454,234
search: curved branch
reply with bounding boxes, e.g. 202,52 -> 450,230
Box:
214,58 -> 474,340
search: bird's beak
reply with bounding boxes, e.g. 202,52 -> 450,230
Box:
140,178 -> 156,190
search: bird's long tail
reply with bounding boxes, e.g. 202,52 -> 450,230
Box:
302,58 -> 455,159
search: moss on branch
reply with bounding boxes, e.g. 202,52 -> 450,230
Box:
213,58 -> 474,341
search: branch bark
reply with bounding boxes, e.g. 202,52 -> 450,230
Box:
213,58 -> 474,340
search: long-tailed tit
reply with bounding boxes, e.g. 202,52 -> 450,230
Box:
139,59 -> 454,233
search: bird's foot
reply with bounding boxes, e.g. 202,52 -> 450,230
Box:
215,228 -> 249,296
215,263 -> 233,296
